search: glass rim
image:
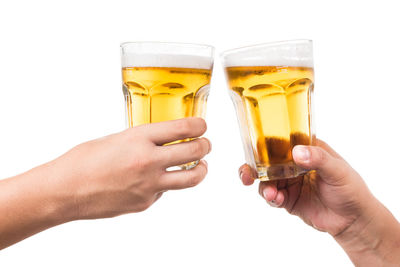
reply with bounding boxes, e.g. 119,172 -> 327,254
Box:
120,41 -> 215,69
220,39 -> 312,58
120,41 -> 215,51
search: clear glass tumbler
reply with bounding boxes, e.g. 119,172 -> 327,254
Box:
121,42 -> 214,169
221,40 -> 316,180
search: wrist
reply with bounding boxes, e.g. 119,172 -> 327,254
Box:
334,197 -> 400,265
30,160 -> 79,225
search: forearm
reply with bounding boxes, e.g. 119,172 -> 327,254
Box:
335,199 -> 400,266
0,161 -> 76,250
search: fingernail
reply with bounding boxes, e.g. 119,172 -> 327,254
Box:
293,146 -> 310,162
269,199 -> 278,207
208,139 -> 212,153
239,170 -> 243,180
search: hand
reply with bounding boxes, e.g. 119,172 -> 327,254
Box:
239,140 -> 400,265
49,117 -> 211,220
0,117 -> 211,249
239,140 -> 373,236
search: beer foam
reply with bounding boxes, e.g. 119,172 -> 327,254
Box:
121,54 -> 213,69
222,40 -> 313,68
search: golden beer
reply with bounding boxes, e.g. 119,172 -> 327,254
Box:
226,66 -> 314,172
222,40 -> 315,180
122,67 -> 212,127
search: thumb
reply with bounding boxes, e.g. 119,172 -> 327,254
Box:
292,145 -> 349,186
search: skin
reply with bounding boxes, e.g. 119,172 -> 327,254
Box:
239,140 -> 400,266
0,117 -> 211,250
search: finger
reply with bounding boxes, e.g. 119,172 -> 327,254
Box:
316,139 -> 342,159
136,117 -> 207,145
272,189 -> 288,207
284,176 -> 303,213
292,145 -> 350,186
259,181 -> 278,202
262,177 -> 302,210
159,138 -> 211,167
158,160 -> 208,190
287,175 -> 303,187
277,179 -> 288,190
239,164 -> 255,185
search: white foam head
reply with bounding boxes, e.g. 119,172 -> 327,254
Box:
221,40 -> 313,68
121,42 -> 214,69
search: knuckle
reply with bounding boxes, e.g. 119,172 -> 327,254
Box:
313,147 -> 328,165
187,174 -> 201,188
199,138 -> 210,154
125,127 -> 147,143
174,118 -> 207,139
200,139 -> 210,155
176,119 -> 192,137
189,140 -> 204,157
186,168 -> 205,188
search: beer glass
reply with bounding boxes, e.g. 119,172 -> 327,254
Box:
221,40 -> 316,180
121,42 -> 214,169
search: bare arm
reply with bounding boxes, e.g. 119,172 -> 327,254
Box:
334,200 -> 400,266
0,118 -> 211,250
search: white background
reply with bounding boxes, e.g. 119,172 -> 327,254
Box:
0,0 -> 399,266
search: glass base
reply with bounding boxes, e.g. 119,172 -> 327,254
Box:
167,160 -> 199,171
179,160 -> 199,170
256,162 -> 308,181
